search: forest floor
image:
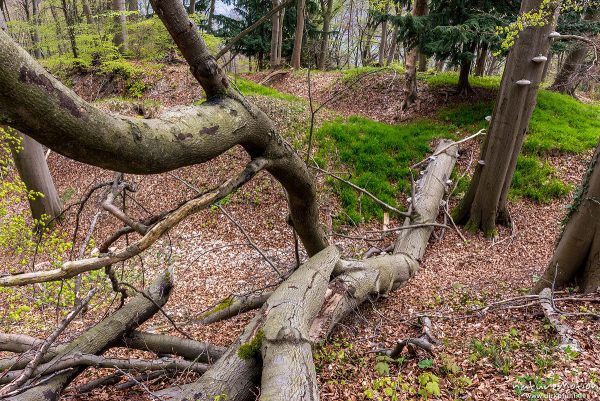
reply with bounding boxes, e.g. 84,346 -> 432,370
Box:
1,64 -> 599,401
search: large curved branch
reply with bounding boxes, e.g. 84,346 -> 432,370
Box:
0,29 -> 327,256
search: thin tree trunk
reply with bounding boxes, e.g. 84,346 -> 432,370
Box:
533,139 -> 600,293
127,0 -> 138,19
112,0 -> 127,53
60,0 -> 79,57
30,0 -> 42,58
81,0 -> 93,24
386,23 -> 398,65
270,0 -> 280,67
400,0 -> 427,110
276,6 -> 284,62
291,0 -> 306,68
377,2 -> 388,66
417,53 -> 427,71
188,0 -> 195,13
317,0 -> 333,69
455,0 -> 560,235
9,130 -> 63,222
206,0 -> 215,30
457,43 -> 475,94
474,41 -> 488,76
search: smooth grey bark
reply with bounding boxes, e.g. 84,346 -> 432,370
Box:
455,0 -> 560,235
4,268 -> 174,401
533,139 -> 600,294
377,3 -> 388,66
260,246 -> 339,401
9,131 -> 63,222
0,25 -> 328,256
270,0 -> 281,67
550,44 -> 589,95
112,0 -> 127,53
317,0 -> 334,69
291,0 -> 306,68
206,0 -> 215,29
30,0 -> 42,58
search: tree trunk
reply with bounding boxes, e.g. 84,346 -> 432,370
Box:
112,0 -> 127,53
400,0 -> 427,110
270,0 -> 280,67
377,3 -> 388,66
457,53 -> 474,95
474,41 -> 488,76
291,0 -> 306,68
417,53 -> 427,71
206,0 -> 215,30
550,8 -> 598,95
188,0 -> 195,13
550,44 -> 589,96
317,0 -> 333,69
9,130 -> 63,222
386,23 -> 398,65
455,0 -> 560,236
276,6 -> 284,63
81,0 -> 93,24
533,139 -> 600,294
60,0 -> 79,57
30,0 -> 42,58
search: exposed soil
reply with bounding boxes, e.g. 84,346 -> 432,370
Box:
1,65 -> 598,401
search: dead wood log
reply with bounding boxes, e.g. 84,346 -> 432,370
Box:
122,331 -> 225,363
0,331 -> 223,372
201,293 -> 272,325
156,247 -> 340,401
0,354 -> 207,384
260,246 -> 340,401
2,268 -> 174,400
155,308 -> 265,401
310,140 -> 458,339
0,289 -> 95,396
539,288 -> 580,352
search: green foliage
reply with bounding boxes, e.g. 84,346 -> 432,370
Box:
417,359 -> 434,369
417,372 -> 441,399
315,116 -> 456,223
511,156 -> 571,202
231,77 -> 302,102
526,91 -> 600,154
469,329 -> 523,375
0,128 -> 72,269
202,296 -> 234,318
237,330 -> 264,360
421,71 -> 502,89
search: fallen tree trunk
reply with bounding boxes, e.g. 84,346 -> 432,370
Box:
3,268 -> 174,400
260,246 -> 340,401
156,140 -> 458,401
311,140 -> 458,339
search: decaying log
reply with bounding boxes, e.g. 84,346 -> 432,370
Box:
122,331 -> 226,363
157,247 -> 340,401
260,246 -> 340,401
201,292 -> 272,325
310,140 -> 458,339
539,288 -> 580,352
2,268 -> 174,400
156,309 -> 265,401
0,354 -> 207,384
